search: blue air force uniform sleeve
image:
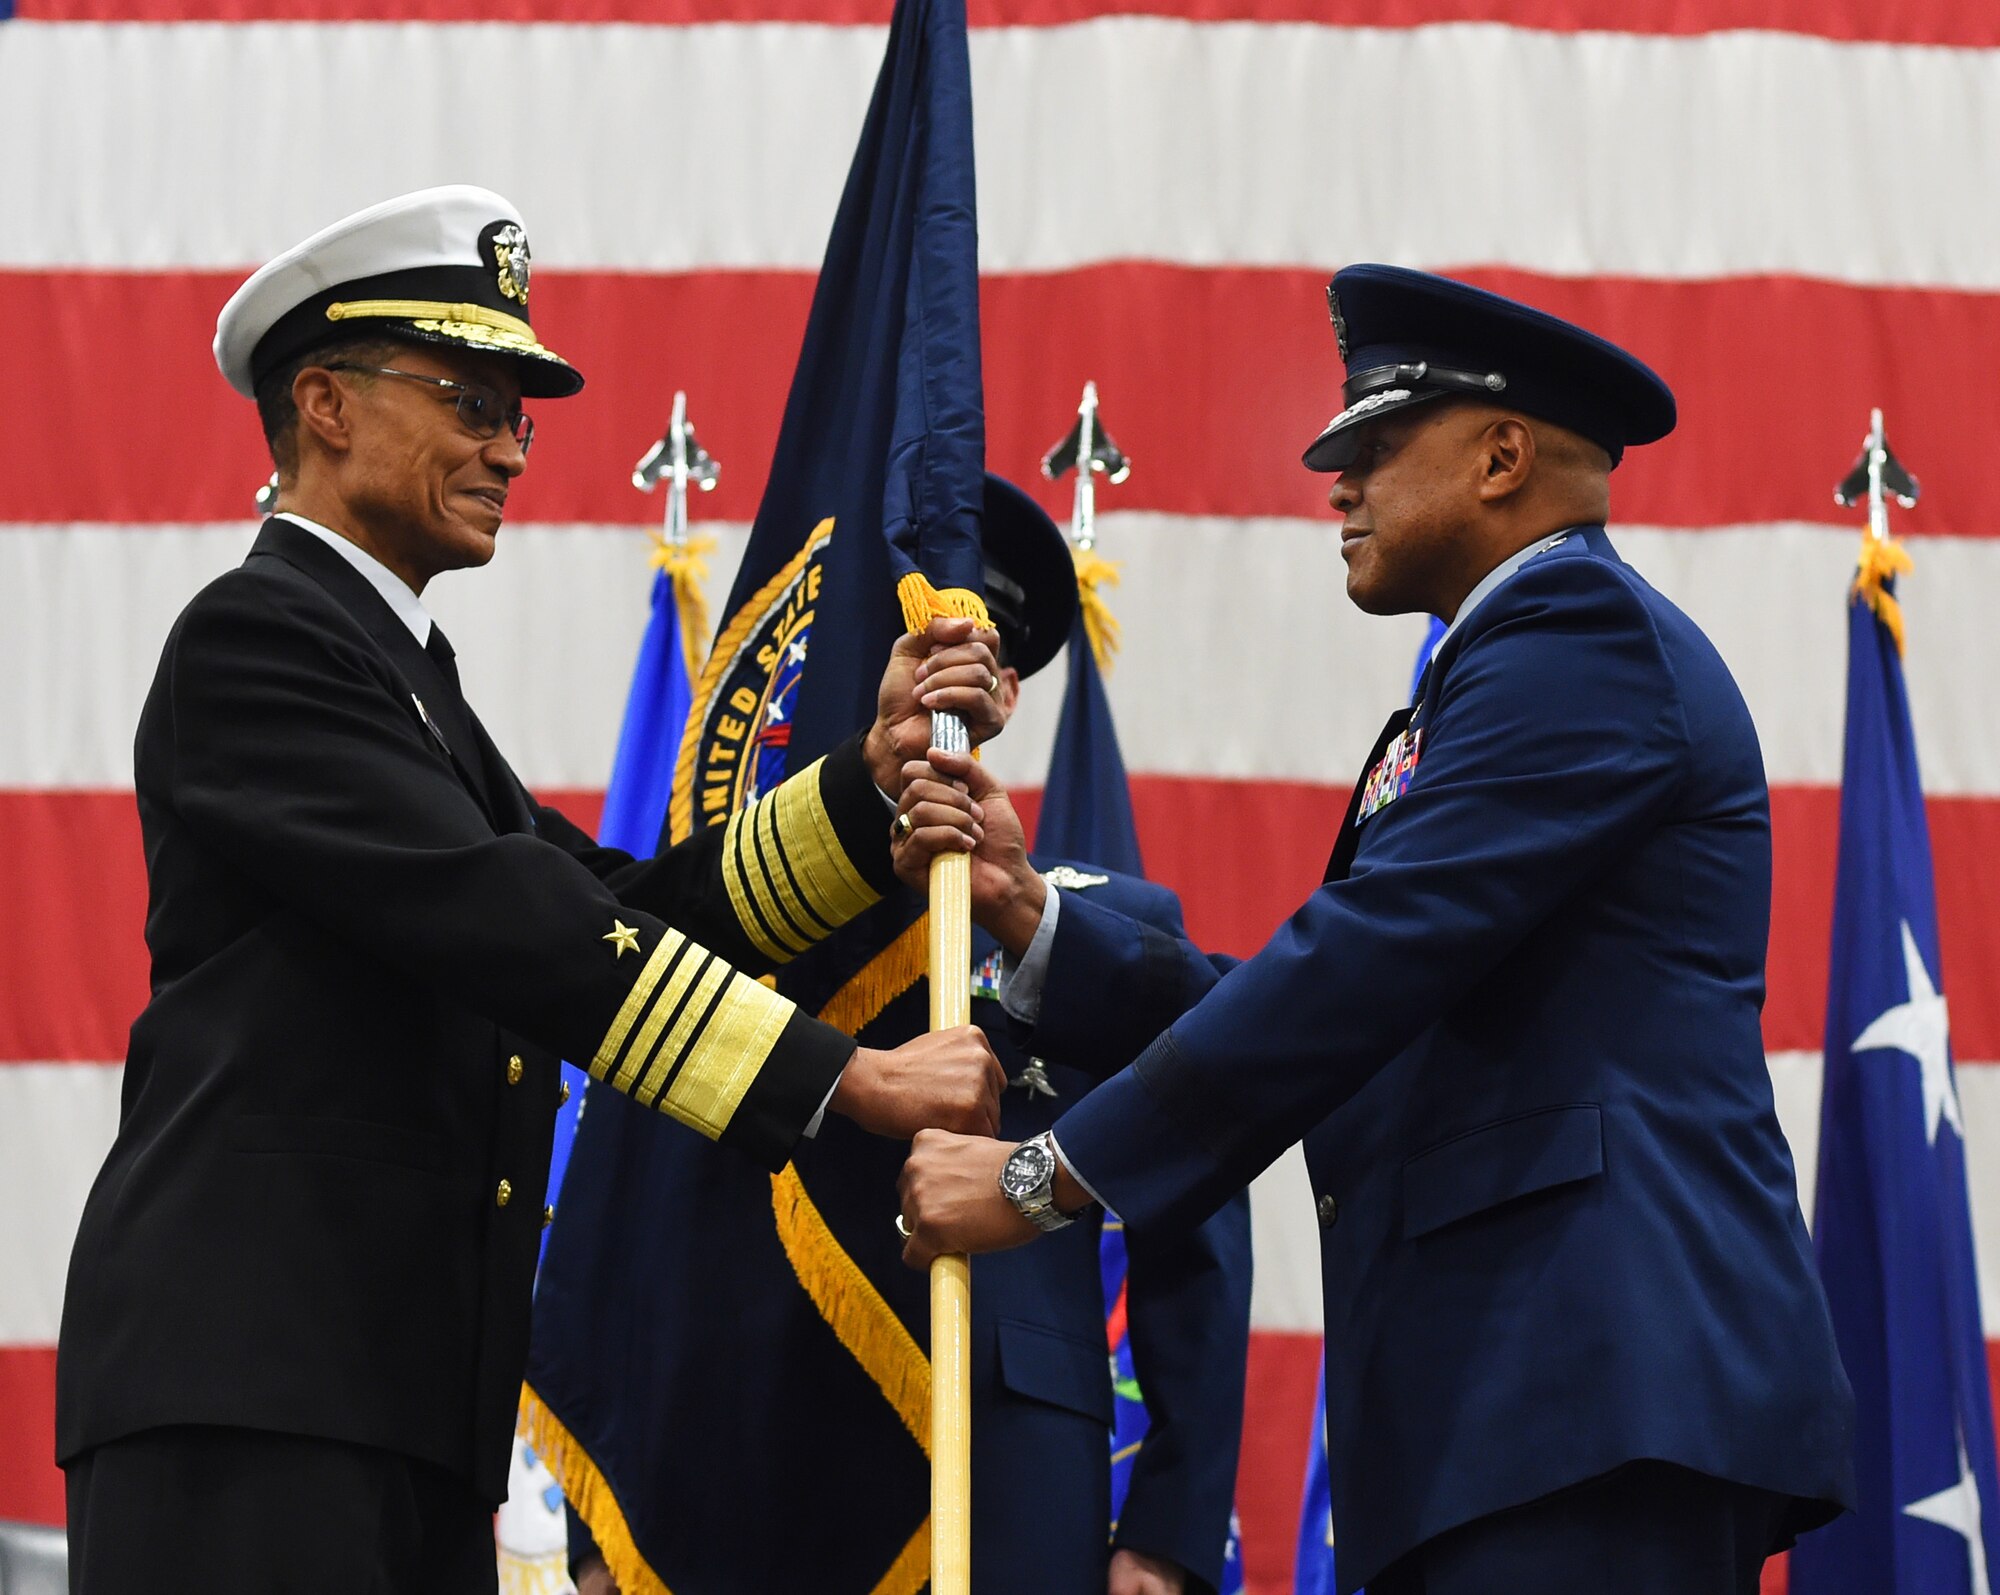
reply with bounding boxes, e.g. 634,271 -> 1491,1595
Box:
166,570 -> 894,1168
1051,551 -> 1690,1232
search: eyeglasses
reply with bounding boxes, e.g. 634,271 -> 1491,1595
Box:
329,365 -> 534,455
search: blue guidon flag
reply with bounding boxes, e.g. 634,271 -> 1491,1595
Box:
1791,537 -> 2000,1593
521,1 -> 997,1590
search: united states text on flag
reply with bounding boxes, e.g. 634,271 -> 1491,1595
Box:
7,5 -> 2000,1588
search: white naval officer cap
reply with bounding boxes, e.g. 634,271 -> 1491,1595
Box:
213,185 -> 585,401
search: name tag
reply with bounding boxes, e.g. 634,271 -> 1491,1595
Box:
1357,726 -> 1423,824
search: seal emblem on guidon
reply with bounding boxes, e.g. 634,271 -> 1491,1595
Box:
1326,283 -> 1350,360
489,222 -> 531,305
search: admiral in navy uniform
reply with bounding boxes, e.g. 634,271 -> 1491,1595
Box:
894,266 -> 1856,1594
558,488 -> 1252,1595
55,186 -> 1009,1593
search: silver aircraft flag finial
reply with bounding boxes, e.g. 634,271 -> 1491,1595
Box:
1834,407 -> 1919,542
633,390 -> 720,548
1041,380 -> 1131,552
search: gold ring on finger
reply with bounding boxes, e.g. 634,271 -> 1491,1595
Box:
894,811 -> 914,840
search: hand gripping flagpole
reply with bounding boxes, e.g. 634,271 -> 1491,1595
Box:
929,702 -> 975,1595
1834,407 -> 1921,653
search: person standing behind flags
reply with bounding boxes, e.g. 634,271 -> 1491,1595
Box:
893,265 -> 1857,1595
558,480 -> 1252,1595
55,186 -> 1010,1595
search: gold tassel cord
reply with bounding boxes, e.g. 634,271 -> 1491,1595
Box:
896,571 -> 992,634
1072,548 -> 1124,674
651,532 -> 716,682
1852,531 -> 1915,658
518,1384 -> 677,1595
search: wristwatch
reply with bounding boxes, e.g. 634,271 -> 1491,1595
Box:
999,1132 -> 1076,1232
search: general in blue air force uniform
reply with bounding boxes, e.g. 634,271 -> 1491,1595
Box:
55,185 -> 1009,1595
892,266 -> 1856,1595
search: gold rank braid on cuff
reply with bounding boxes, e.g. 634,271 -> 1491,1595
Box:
585,925 -> 798,1142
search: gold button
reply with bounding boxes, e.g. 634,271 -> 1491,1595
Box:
542,1204 -> 556,1229
495,1179 -> 513,1208
506,1055 -> 524,1085
559,1079 -> 571,1106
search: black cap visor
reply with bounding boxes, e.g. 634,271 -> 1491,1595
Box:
1302,385 -> 1452,473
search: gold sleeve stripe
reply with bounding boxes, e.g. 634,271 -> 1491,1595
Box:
774,756 -> 880,929
720,805 -> 790,962
752,791 -> 834,941
730,800 -> 812,959
663,972 -> 797,1140
633,955 -> 730,1109
588,929 -> 684,1081
612,939 -> 706,1098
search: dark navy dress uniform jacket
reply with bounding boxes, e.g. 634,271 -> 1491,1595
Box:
1026,527 -> 1856,1593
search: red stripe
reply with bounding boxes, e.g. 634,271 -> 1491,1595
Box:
7,780 -> 2000,1063
4,268 -> 1997,534
0,1347 -> 62,1527
12,0 -> 1995,46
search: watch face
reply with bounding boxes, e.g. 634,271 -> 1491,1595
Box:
1001,1142 -> 1054,1200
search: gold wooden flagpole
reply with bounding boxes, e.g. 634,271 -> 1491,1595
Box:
927,705 -> 975,1595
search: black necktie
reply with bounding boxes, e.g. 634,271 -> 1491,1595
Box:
425,624 -> 463,698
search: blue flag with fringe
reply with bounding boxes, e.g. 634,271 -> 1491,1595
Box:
521,1 -> 998,1588
1790,541 -> 2000,1592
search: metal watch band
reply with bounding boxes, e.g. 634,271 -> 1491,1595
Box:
1003,1132 -> 1075,1233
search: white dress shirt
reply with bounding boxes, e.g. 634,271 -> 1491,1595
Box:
275,512 -> 434,647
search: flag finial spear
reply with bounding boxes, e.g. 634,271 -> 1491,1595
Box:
1834,406 -> 1919,543
633,390 -> 721,551
633,391 -> 721,676
1042,380 -> 1130,553
1836,408 -> 1922,655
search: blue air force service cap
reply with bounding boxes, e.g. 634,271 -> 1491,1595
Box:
214,185 -> 585,402
981,473 -> 1077,681
1303,265 -> 1675,473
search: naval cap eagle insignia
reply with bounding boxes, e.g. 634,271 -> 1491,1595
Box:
486,221 -> 532,305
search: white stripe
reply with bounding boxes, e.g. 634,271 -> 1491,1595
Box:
2,517 -> 1991,794
4,1054 -> 1993,1344
1249,1054 -> 2000,1337
0,1063 -> 122,1346
3,22 -> 1998,284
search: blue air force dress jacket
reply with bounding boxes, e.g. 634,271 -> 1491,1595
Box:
56,518 -> 898,1503
1027,527 -> 1855,1592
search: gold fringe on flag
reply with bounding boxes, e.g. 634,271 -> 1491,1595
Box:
650,532 -> 716,681
1852,531 -> 1915,658
1072,547 -> 1123,673
517,1383 -> 677,1595
896,571 -> 992,634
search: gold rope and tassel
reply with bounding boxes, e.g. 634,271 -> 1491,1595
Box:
651,532 -> 716,681
1071,547 -> 1124,673
896,570 -> 992,634
1852,531 -> 1915,658
518,1384 -> 676,1595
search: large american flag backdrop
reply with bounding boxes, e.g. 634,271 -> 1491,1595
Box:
4,2 -> 2000,1588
